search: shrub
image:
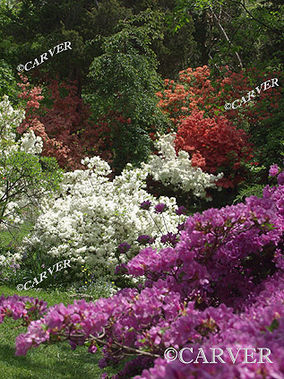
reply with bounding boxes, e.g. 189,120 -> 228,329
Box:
0,95 -> 62,228
17,75 -> 100,170
4,175 -> 283,379
88,10 -> 168,172
19,156 -> 185,281
0,60 -> 18,104
157,65 -> 281,128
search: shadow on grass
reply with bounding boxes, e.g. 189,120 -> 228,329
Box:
0,341 -> 108,379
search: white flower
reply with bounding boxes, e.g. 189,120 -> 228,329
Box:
0,255 -> 7,266
142,133 -> 223,198
20,130 -> 43,154
14,132 -> 224,281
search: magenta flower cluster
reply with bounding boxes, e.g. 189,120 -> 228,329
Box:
0,295 -> 47,325
136,273 -> 284,379
1,178 -> 283,379
269,164 -> 280,177
128,184 -> 284,308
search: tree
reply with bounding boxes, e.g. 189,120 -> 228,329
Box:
88,10 -> 169,171
170,0 -> 284,70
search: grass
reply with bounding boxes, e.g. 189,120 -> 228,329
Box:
0,285 -> 123,379
0,222 -> 33,250
0,225 -> 125,378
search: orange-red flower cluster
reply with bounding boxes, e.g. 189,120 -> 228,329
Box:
157,65 -> 281,127
175,111 -> 253,188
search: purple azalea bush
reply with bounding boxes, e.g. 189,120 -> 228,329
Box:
0,177 -> 283,379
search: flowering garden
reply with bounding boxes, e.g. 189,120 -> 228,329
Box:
0,0 -> 283,378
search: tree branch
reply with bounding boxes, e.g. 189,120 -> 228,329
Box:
234,0 -> 282,35
209,6 -> 243,69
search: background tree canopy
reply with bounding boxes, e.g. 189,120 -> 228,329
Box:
0,0 -> 282,174
0,0 -> 282,86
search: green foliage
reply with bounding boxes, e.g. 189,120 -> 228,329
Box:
0,60 -> 18,104
249,95 -> 284,168
0,221 -> 33,253
233,183 -> 265,204
233,163 -> 271,204
0,151 -> 62,227
88,10 -> 168,171
0,0 -> 134,86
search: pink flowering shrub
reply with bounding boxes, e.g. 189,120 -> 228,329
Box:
128,183 -> 284,308
136,273 -> 284,379
1,172 -> 283,379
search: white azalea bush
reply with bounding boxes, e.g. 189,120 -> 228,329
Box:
21,156 -> 185,279
0,95 -> 61,229
142,133 -> 223,199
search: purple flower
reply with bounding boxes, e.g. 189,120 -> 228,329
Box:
269,164 -> 280,177
69,340 -> 77,351
117,242 -> 131,254
9,263 -> 20,272
175,206 -> 187,215
137,235 -> 155,245
15,334 -> 33,356
277,171 -> 284,185
99,358 -> 107,369
140,201 -> 151,210
154,203 -> 167,213
160,232 -> 179,247
177,222 -> 185,232
88,344 -> 97,354
47,310 -> 65,329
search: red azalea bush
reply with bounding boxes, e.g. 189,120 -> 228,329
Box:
39,79 -> 92,169
174,111 -> 253,188
17,75 -> 85,169
83,110 -> 137,170
17,75 -> 116,170
155,65 -> 282,188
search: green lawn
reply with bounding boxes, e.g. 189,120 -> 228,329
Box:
0,286 -> 121,379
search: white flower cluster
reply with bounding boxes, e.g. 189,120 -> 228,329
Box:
21,156 -> 185,279
142,133 -> 223,199
0,252 -> 21,268
0,95 -> 43,155
19,130 -> 43,154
